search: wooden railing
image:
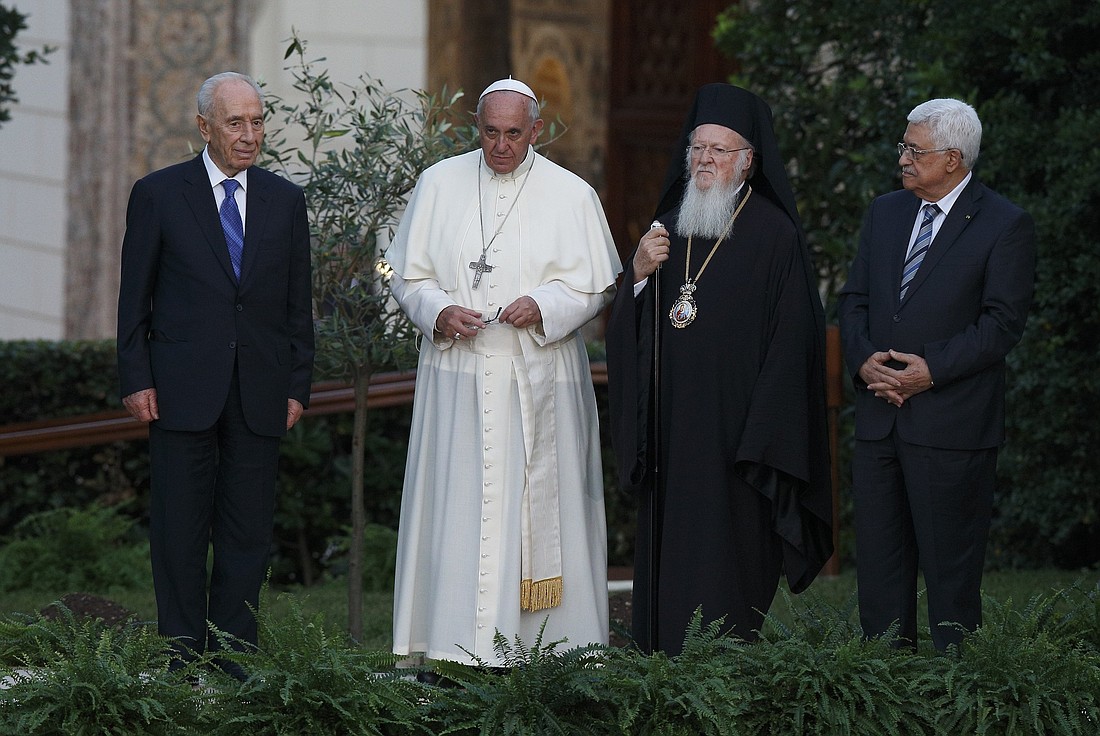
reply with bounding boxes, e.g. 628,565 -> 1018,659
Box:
0,337 -> 843,573
0,367 -> 607,457
0,371 -> 419,457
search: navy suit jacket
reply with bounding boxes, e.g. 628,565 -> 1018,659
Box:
117,153 -> 314,437
838,176 -> 1035,450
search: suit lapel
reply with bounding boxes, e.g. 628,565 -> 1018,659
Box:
901,178 -> 983,303
240,168 -> 271,286
181,154 -> 238,284
892,198 -> 922,303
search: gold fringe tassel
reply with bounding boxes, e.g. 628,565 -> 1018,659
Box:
520,576 -> 563,612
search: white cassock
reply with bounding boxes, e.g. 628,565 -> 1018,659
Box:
387,147 -> 622,665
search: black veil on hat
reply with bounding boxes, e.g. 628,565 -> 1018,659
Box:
653,83 -> 800,233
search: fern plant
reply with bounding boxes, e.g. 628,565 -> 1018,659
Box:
203,594 -> 426,736
418,621 -> 616,735
930,589 -> 1100,735
0,605 -> 211,735
591,612 -> 761,736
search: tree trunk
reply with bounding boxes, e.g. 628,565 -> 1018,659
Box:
347,359 -> 372,641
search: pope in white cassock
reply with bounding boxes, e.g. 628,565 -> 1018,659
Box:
387,78 -> 622,666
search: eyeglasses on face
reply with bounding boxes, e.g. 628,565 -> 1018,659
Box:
896,142 -> 957,160
687,144 -> 751,159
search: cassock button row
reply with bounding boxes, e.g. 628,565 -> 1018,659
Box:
478,624 -> 485,629
480,571 -> 488,576
482,517 -> 489,522
480,588 -> 487,594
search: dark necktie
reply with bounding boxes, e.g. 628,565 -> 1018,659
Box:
219,179 -> 244,280
900,203 -> 940,300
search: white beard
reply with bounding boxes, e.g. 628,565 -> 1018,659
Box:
676,151 -> 750,239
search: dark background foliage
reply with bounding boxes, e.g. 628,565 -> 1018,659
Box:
715,0 -> 1100,569
0,341 -> 637,581
2,0 -> 1097,577
0,3 -> 51,129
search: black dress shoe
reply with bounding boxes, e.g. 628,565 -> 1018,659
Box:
210,657 -> 250,683
415,670 -> 461,688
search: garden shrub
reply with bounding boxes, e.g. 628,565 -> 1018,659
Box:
0,504 -> 149,594
1,586 -> 1098,734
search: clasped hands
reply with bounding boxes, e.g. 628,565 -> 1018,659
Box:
436,297 -> 542,341
858,349 -> 934,407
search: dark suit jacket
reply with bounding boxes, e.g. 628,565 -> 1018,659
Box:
117,153 -> 314,437
838,176 -> 1036,450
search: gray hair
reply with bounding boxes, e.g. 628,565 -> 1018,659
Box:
197,72 -> 263,118
476,91 -> 540,124
907,98 -> 982,168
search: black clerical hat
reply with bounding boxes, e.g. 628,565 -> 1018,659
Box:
653,83 -> 800,234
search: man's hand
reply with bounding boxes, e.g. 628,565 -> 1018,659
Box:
122,388 -> 159,423
287,398 -> 304,430
500,296 -> 542,329
859,349 -> 934,407
436,304 -> 489,340
632,223 -> 670,280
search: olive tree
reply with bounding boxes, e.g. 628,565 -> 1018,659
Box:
0,3 -> 52,128
263,34 -> 477,639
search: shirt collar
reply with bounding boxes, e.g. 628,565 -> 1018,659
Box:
925,171 -> 971,216
483,146 -> 536,181
202,146 -> 248,191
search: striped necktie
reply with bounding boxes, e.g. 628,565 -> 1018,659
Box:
900,203 -> 941,300
220,179 -> 244,281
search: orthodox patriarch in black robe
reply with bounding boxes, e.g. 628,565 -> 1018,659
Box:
606,84 -> 833,655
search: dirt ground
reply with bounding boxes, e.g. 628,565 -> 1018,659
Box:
41,592 -> 137,628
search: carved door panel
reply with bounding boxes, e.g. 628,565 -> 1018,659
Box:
606,0 -> 737,263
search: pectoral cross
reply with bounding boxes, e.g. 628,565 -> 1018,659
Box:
468,252 -> 494,289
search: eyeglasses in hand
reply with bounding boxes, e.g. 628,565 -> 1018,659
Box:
482,307 -> 504,325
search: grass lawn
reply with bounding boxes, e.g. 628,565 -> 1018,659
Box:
2,566 -> 1096,653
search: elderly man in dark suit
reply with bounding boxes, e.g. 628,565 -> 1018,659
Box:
838,98 -> 1035,651
116,71 -> 314,673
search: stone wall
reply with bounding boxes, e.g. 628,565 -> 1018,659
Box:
64,0 -> 248,340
